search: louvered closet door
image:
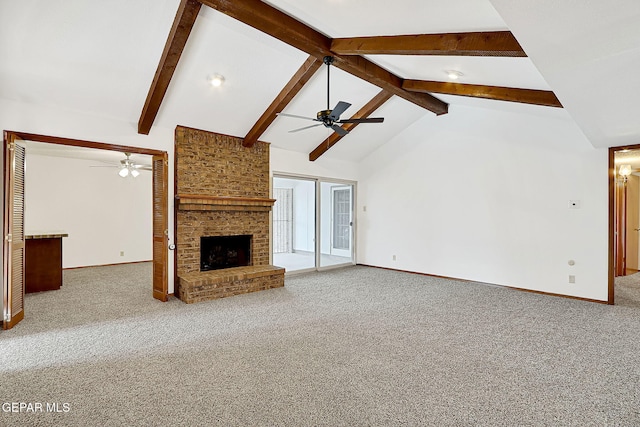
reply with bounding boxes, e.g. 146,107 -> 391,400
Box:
3,136 -> 26,329
152,153 -> 168,301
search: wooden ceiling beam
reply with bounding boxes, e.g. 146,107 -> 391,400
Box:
198,0 -> 448,116
402,80 -> 562,108
199,0 -> 331,57
333,55 -> 447,115
138,0 -> 202,135
243,55 -> 322,147
309,90 -> 393,162
331,31 -> 526,57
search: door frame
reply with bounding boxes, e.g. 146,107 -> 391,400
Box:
2,131 -> 169,328
272,172 -> 356,273
609,144 -> 640,305
329,185 -> 353,257
272,174 -> 317,274
625,174 -> 640,272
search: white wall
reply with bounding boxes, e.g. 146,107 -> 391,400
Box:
2,98 -> 612,302
0,98 -> 177,291
358,104 -> 610,301
271,147 -> 359,182
25,153 -> 152,268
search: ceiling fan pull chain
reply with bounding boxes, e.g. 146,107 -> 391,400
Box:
323,55 -> 334,111
327,57 -> 330,110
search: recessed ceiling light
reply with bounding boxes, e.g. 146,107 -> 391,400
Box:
446,70 -> 463,80
210,74 -> 225,87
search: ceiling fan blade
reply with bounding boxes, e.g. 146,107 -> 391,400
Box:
277,112 -> 318,121
289,123 -> 323,133
331,124 -> 349,136
89,165 -> 118,168
338,117 -> 385,124
329,101 -> 351,120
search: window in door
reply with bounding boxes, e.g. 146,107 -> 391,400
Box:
319,181 -> 354,268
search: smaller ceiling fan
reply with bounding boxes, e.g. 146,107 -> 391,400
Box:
90,152 -> 151,178
278,56 -> 384,136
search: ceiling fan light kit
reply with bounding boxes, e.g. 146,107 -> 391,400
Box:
119,153 -> 141,178
278,55 -> 384,137
91,152 -> 151,178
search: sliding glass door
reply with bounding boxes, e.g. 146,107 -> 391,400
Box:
272,176 -> 316,273
272,174 -> 355,273
319,182 -> 354,268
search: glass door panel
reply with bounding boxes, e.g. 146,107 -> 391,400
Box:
272,176 -> 316,272
319,181 -> 354,268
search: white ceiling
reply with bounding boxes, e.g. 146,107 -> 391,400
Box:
1,0 -> 639,162
490,0 -> 640,149
24,141 -> 152,167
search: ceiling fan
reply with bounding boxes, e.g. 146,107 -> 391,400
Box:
90,152 -> 151,178
278,56 -> 384,136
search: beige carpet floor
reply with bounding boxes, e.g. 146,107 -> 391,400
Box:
1,263 -> 639,426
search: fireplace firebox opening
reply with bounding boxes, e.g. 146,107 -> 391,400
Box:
200,235 -> 252,271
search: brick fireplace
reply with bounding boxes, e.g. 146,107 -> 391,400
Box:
174,126 -> 284,303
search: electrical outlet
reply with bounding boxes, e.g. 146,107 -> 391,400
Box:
569,275 -> 575,284
392,255 -> 396,261
120,251 -> 125,257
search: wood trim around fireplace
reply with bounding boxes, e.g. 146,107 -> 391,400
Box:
176,194 -> 276,211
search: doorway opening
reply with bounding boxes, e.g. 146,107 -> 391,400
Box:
272,174 -> 355,273
609,145 -> 640,305
2,131 -> 169,330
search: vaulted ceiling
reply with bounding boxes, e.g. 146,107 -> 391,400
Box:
138,0 -> 563,162
2,0 -> 639,162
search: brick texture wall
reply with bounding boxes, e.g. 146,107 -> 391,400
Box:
176,126 -> 269,198
175,126 -> 271,277
177,210 -> 270,274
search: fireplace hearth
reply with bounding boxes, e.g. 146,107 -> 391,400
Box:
201,235 -> 251,271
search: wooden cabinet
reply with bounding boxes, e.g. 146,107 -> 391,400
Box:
25,233 -> 67,293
